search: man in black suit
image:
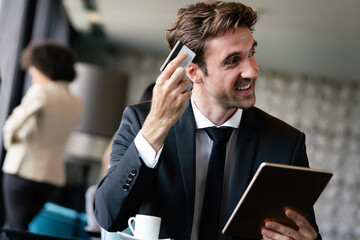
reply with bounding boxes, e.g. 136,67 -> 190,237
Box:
94,2 -> 321,240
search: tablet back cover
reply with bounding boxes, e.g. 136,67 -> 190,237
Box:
222,162 -> 333,239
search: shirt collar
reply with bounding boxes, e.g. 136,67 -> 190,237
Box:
191,97 -> 242,129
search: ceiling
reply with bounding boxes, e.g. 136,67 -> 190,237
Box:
63,0 -> 360,83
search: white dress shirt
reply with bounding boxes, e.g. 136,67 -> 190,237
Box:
134,97 -> 242,239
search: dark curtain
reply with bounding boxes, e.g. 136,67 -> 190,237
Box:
0,0 -> 72,227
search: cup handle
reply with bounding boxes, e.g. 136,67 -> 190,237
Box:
128,217 -> 136,236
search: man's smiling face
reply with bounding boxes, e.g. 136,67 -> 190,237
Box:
198,27 -> 259,111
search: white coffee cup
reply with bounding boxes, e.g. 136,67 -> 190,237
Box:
128,214 -> 161,239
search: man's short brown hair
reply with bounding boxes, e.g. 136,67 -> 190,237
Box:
166,1 -> 258,75
21,40 -> 76,82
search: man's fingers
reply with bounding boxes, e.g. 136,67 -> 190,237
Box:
285,209 -> 318,238
263,221 -> 301,239
176,79 -> 192,94
170,67 -> 186,84
262,209 -> 318,240
262,236 -> 274,240
285,209 -> 306,227
162,52 -> 188,79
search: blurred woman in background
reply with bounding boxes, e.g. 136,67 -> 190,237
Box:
1,41 -> 84,232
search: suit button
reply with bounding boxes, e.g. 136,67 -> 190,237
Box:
130,170 -> 137,176
125,179 -> 131,185
128,174 -> 134,181
123,184 -> 129,191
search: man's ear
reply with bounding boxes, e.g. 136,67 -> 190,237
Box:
185,63 -> 203,84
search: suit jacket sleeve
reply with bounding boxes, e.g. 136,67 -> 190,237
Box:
293,133 -> 322,240
2,85 -> 45,149
94,104 -> 157,232
283,130 -> 322,240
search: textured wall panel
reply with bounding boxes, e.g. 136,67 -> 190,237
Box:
256,72 -> 360,240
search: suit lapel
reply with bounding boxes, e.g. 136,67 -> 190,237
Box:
174,102 -> 196,216
226,107 -> 259,221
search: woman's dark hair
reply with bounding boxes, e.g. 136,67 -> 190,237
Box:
21,40 -> 76,82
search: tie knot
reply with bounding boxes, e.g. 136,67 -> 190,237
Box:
204,127 -> 233,142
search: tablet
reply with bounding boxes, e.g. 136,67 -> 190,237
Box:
222,162 -> 333,239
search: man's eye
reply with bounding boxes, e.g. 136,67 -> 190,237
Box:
249,50 -> 256,57
227,57 -> 240,65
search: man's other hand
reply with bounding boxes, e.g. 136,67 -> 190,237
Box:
261,209 -> 318,240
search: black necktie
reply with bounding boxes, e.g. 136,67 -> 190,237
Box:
199,127 -> 233,240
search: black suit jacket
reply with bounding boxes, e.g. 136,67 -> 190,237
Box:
94,101 -> 321,240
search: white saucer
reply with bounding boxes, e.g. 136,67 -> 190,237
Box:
116,231 -> 172,240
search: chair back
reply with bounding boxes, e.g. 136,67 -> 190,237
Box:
101,228 -> 131,240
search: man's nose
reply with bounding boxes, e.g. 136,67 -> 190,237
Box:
240,59 -> 259,80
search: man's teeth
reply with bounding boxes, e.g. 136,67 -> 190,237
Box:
237,84 -> 251,90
